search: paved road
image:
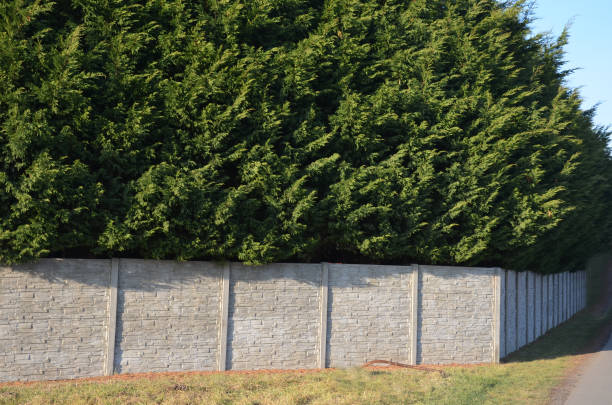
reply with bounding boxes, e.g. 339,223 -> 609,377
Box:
565,330 -> 612,405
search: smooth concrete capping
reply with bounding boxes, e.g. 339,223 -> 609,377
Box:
0,260 -> 587,382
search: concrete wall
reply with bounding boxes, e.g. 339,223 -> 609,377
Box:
327,264 -> 412,368
0,260 -> 587,382
502,270 -> 586,357
114,260 -> 223,374
227,263 -> 321,370
0,260 -> 110,382
418,266 -> 496,364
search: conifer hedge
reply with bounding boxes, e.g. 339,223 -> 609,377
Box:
1,0 -> 611,272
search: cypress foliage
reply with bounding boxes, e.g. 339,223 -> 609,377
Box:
1,0 -> 610,272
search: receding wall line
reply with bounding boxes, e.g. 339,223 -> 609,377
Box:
104,258 -> 119,376
218,262 -> 231,371
410,264 -> 419,365
0,259 -> 587,383
319,262 -> 329,369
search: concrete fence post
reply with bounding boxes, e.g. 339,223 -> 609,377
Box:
573,272 -> 576,315
569,273 -> 572,317
568,273 -> 571,317
550,274 -> 555,328
584,271 -> 587,308
574,273 -> 578,314
410,264 -> 420,365
570,273 -> 576,318
575,272 -> 578,313
561,273 -> 565,322
563,272 -> 567,321
545,274 -> 548,332
564,273 -> 569,321
553,273 -> 560,327
493,268 -> 502,363
504,270 -> 517,356
580,272 -> 583,309
576,272 -> 579,313
543,274 -> 548,332
217,263 -> 231,371
527,272 -> 535,343
535,273 -> 541,338
104,258 -> 119,376
318,263 -> 329,369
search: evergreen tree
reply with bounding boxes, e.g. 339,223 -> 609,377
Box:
1,0 -> 610,272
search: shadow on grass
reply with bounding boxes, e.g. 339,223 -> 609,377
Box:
504,252 -> 612,363
503,309 -> 612,363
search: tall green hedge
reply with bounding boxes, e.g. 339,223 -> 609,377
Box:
1,0 -> 610,272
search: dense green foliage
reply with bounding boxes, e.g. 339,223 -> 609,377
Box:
1,0 -> 610,272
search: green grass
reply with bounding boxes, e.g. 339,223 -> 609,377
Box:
2,256 -> 610,405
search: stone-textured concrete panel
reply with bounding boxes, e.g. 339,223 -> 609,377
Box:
327,264 -> 412,368
418,266 -> 495,364
227,263 -> 321,370
0,259 -> 110,382
115,259 -> 222,374
1,258 -> 581,381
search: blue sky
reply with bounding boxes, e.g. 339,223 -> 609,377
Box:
529,0 -> 611,130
